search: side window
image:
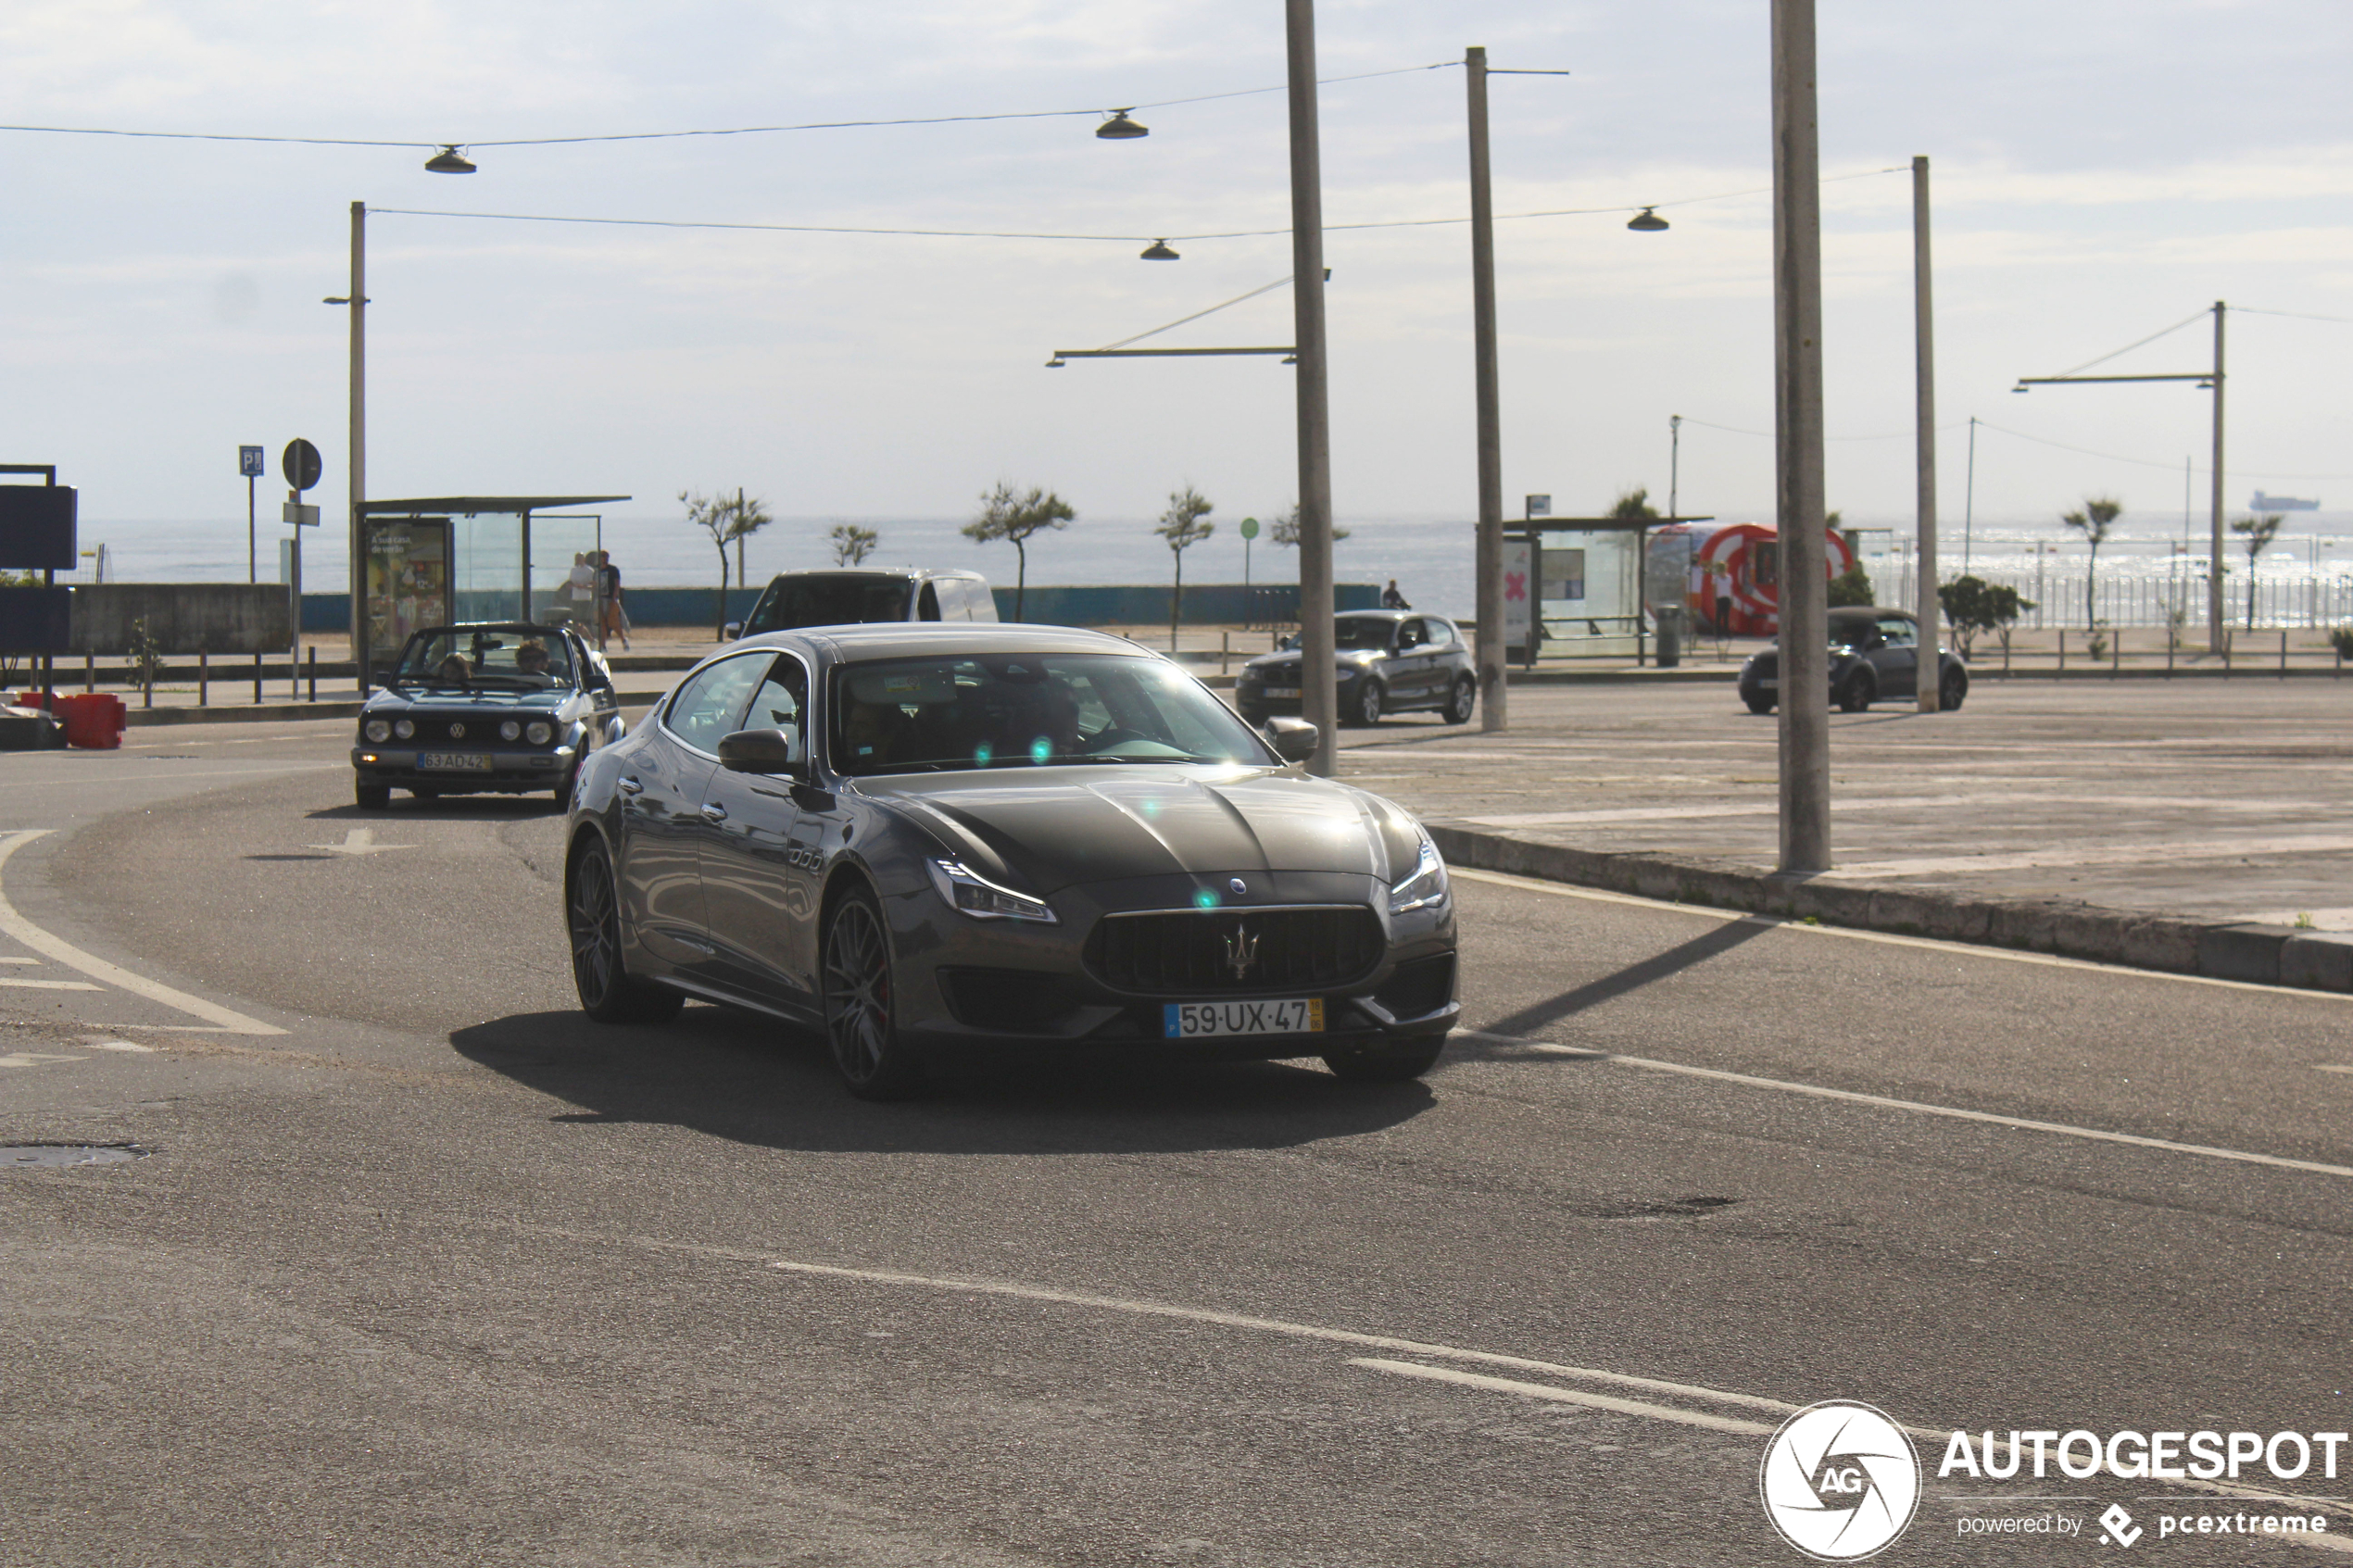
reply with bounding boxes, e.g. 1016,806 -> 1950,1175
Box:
964,579 -> 999,622
662,654 -> 769,754
1878,617 -> 1917,647
1428,618 -> 1457,648
917,582 -> 942,621
1397,620 -> 1425,649
743,656 -> 810,742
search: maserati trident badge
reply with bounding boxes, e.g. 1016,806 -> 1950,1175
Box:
1224,923 -> 1259,980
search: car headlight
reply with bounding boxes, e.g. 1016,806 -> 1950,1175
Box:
526,721 -> 552,745
393,719 -> 415,740
1389,830 -> 1449,915
926,859 -> 1058,923
364,719 -> 391,743
500,720 -> 522,742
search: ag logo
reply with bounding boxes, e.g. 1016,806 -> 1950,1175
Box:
1759,1400 -> 1920,1561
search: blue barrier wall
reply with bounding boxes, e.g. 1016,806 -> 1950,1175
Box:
299,582 -> 1378,632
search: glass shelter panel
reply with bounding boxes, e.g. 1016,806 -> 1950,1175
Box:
1535,529 -> 1642,657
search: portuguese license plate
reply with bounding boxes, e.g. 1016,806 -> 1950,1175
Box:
419,752 -> 492,771
1164,997 -> 1323,1039
1264,685 -> 1301,698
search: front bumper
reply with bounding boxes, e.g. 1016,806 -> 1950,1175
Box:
1235,668 -> 1368,716
352,744 -> 576,793
882,869 -> 1458,1059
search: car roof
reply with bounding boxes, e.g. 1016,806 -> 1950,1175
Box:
1831,606 -> 1915,620
754,568 -> 980,583
408,622 -> 573,638
725,622 -> 1147,662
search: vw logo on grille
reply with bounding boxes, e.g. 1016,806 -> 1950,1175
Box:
448,721 -> 466,739
1223,922 -> 1259,980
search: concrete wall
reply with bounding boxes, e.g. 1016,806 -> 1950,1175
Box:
72,584 -> 293,655
302,583 -> 1379,631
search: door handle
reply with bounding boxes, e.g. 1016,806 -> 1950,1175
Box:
700,802 -> 728,822
617,775 -> 644,796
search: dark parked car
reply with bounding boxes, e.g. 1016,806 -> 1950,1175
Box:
562,623 -> 1459,1098
352,622 -> 624,809
724,568 -> 997,640
1737,607 -> 1969,714
1235,610 -> 1477,727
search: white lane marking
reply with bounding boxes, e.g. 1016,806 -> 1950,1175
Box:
83,1038 -> 155,1053
1352,1358 -> 1776,1435
306,827 -> 410,856
2318,1065 -> 2353,1075
1452,1030 -> 2353,1181
0,832 -> 284,1035
0,1052 -> 86,1068
1450,866 -> 2353,1001
0,978 -> 104,991
0,763 -> 339,793
0,957 -> 38,963
766,1257 -> 1802,1415
1825,834 -> 2353,879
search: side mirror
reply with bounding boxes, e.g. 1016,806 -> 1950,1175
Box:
1262,717 -> 1319,764
718,727 -> 807,778
1277,633 -> 1297,651
722,621 -> 743,642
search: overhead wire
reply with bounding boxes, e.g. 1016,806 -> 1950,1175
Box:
2038,308 -> 2213,380
1099,277 -> 1291,351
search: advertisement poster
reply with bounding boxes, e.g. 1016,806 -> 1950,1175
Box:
363,519 -> 452,668
1502,538 -> 1531,652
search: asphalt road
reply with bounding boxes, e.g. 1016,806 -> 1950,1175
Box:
2,718 -> 2347,1566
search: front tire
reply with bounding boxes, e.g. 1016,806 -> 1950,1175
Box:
1442,675 -> 1475,725
1940,667 -> 1968,711
1323,1033 -> 1447,1083
1836,672 -> 1874,713
822,885 -> 923,1099
355,781 -> 391,810
1743,696 -> 1776,716
568,838 -> 685,1024
1347,680 -> 1385,727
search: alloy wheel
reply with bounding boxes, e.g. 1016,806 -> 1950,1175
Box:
824,895 -> 900,1090
569,843 -> 621,1008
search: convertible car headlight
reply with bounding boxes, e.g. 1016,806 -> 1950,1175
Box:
927,859 -> 1058,923
364,719 -> 391,743
499,720 -> 522,741
526,721 -> 553,745
1389,831 -> 1450,915
393,719 -> 415,740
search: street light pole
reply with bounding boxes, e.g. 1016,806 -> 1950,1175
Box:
2208,301 -> 2226,654
347,200 -> 368,695
1287,0 -> 1338,774
1772,0 -> 1831,872
1466,45 -> 1507,735
1668,414 -> 1682,518
1912,155 -> 1940,713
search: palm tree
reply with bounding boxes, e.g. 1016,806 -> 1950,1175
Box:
1154,484 -> 1214,647
2059,495 -> 2124,631
2230,512 -> 2284,630
962,483 -> 1074,621
681,487 -> 773,637
829,524 -> 880,567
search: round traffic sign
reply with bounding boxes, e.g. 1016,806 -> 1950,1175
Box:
283,438 -> 323,493
1239,516 -> 1260,540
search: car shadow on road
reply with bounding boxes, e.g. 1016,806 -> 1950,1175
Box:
304,798 -> 566,823
449,1005 -> 1435,1157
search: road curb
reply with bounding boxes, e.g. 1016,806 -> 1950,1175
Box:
1424,822 -> 2350,995
120,689 -> 678,728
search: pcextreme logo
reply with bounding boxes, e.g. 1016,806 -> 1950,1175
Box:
1760,1401 -> 1923,1561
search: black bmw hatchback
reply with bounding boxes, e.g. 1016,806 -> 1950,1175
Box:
1235,610 -> 1478,727
352,622 -> 624,809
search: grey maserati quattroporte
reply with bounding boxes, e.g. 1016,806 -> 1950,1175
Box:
562,623 -> 1459,1098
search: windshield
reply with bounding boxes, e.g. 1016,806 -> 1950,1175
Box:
832,653 -> 1274,776
1333,617 -> 1397,650
391,628 -> 574,689
744,575 -> 912,633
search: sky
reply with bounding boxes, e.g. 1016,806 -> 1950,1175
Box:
5,0 -> 2350,587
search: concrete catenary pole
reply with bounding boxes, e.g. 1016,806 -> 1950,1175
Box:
1772,0 -> 1831,872
1466,45 -> 1508,734
345,201 -> 370,696
1912,155 -> 1940,713
1288,0 -> 1338,774
2208,301 -> 2227,654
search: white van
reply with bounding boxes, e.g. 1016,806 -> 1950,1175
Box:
727,570 -> 999,640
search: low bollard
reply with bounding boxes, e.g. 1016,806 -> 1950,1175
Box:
307,646 -> 318,701
198,650 -> 208,708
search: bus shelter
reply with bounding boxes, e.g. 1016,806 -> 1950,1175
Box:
353,495 -> 627,687
1503,515 -> 1711,666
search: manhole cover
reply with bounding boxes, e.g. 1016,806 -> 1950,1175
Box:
1,1144 -> 145,1169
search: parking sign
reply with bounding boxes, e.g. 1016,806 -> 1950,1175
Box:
239,445 -> 265,478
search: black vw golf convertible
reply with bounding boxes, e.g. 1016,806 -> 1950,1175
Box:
352,622 -> 624,809
563,623 -> 1459,1098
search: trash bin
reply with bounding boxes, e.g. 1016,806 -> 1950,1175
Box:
1654,608 -> 1682,670
56,693 -> 127,749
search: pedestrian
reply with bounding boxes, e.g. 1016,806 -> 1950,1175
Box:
1381,578 -> 1411,610
595,549 -> 630,650
565,552 -> 595,628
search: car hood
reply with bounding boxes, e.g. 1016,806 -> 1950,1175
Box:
1243,649 -> 1379,671
859,767 -> 1422,893
369,686 -> 572,711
